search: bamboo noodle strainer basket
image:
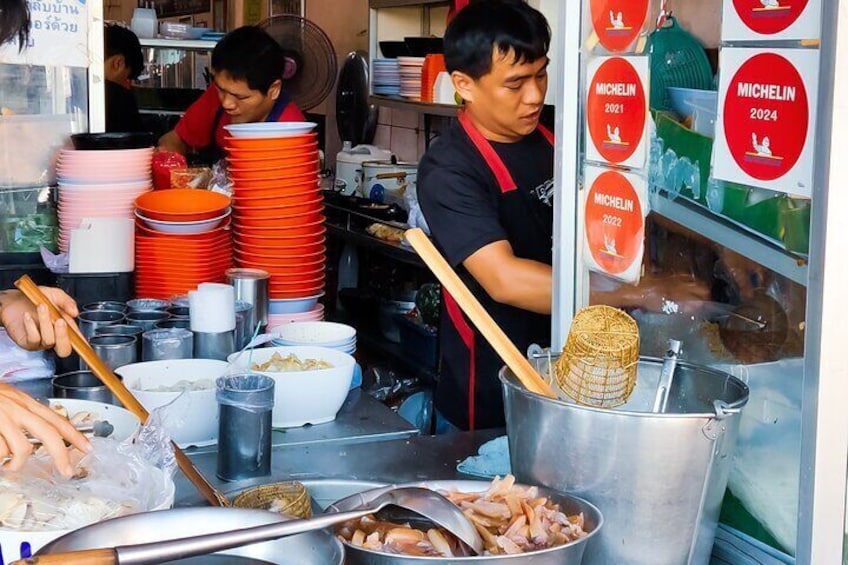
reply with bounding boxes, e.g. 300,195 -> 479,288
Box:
555,305 -> 640,408
232,481 -> 312,519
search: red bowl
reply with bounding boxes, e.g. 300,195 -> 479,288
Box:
234,230 -> 325,247
224,134 -> 317,150
234,240 -> 326,257
230,172 -> 319,190
269,286 -> 326,299
227,151 -> 319,169
232,189 -> 321,208
235,247 -> 324,263
228,162 -> 319,181
225,143 -> 319,161
264,271 -> 326,284
135,189 -> 231,222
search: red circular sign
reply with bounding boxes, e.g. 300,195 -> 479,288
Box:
723,52 -> 809,181
732,0 -> 809,35
585,170 -> 644,275
590,0 -> 650,52
587,57 -> 646,164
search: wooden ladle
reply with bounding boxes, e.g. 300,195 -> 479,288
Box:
404,229 -> 556,398
14,275 -> 229,507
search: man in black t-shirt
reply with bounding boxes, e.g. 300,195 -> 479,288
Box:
104,24 -> 144,133
418,0 -> 554,431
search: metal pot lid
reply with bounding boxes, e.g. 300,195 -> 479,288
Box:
336,51 -> 378,146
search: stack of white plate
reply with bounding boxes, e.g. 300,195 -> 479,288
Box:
270,321 -> 356,355
398,56 -> 425,100
373,58 -> 401,97
57,148 -> 153,253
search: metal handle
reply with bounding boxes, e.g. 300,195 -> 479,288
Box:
653,339 -> 682,413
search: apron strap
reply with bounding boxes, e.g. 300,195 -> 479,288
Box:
458,111 -> 518,194
443,289 -> 477,431
266,91 -> 291,123
458,111 -> 555,193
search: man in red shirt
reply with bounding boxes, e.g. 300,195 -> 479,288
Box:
158,26 -> 305,159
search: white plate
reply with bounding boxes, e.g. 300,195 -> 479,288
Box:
135,209 -> 230,234
224,122 -> 318,139
48,398 -> 140,442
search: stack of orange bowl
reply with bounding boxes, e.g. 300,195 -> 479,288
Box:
224,122 -> 326,303
134,189 -> 234,299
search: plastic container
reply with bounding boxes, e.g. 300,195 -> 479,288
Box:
216,374 -> 275,481
666,87 -> 718,138
395,314 -> 438,369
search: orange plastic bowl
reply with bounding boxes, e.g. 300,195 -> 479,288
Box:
232,189 -> 321,208
224,134 -> 317,150
228,161 -> 319,181
224,143 -> 319,160
233,219 -> 325,238
231,173 -> 319,191
264,270 -> 325,284
135,189 -> 231,222
235,230 -> 325,247
233,202 -> 322,220
236,258 -> 325,276
227,151 -> 319,169
269,286 -> 326,299
232,183 -> 320,199
235,246 -> 324,263
234,240 -> 326,257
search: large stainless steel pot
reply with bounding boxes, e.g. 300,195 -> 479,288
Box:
501,357 -> 749,565
36,507 -> 344,564
328,479 -> 602,565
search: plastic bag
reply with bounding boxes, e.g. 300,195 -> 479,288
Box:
0,330 -> 54,382
0,427 -> 175,532
404,183 -> 431,235
39,245 -> 69,274
209,159 -> 233,196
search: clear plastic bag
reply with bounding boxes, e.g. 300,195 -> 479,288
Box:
0,401 -> 176,533
0,330 -> 54,382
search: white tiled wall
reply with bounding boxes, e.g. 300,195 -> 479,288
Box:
373,107 -> 448,163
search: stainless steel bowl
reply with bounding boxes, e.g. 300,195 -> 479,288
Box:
328,479 -> 602,564
37,507 -> 344,564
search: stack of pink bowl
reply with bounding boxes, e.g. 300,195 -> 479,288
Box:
223,122 -> 326,306
267,303 -> 325,327
133,189 -> 234,299
57,148 -> 153,253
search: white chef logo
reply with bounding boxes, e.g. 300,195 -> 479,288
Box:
610,11 -> 625,29
533,179 -> 554,207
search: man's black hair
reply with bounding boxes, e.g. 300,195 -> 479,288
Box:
0,0 -> 31,51
444,0 -> 550,80
105,24 -> 144,81
211,26 -> 285,93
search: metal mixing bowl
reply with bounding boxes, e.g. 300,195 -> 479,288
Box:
328,479 -> 602,565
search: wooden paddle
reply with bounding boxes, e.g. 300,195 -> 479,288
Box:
13,275 -> 230,507
403,229 -> 557,398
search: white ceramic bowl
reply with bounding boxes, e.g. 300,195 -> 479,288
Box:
227,345 -> 355,428
268,294 -> 324,314
135,210 -> 230,234
116,359 -> 228,447
224,122 -> 317,139
47,398 -> 140,441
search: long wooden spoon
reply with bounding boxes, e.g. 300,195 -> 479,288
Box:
404,229 -> 556,398
14,275 -> 229,507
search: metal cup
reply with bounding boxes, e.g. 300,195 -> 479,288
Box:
193,330 -> 235,361
216,374 -> 275,481
226,268 -> 269,330
169,294 -> 190,308
53,371 -> 121,405
95,324 -> 145,359
78,310 -> 125,341
142,328 -> 193,361
82,301 -> 128,313
88,335 -> 137,370
127,298 -> 170,313
166,306 -> 190,320
126,311 -> 170,332
156,318 -> 191,330
234,300 -> 255,349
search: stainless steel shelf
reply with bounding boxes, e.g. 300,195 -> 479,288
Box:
139,38 -> 218,50
370,95 -> 459,118
652,194 -> 809,287
369,0 -> 449,8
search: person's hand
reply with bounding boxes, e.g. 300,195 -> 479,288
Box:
0,384 -> 92,477
0,287 -> 80,357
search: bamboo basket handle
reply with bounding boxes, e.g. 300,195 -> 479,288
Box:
13,275 -> 230,507
404,229 -> 557,398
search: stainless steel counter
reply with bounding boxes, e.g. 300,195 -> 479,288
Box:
186,388 -> 419,454
174,429 -> 503,507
